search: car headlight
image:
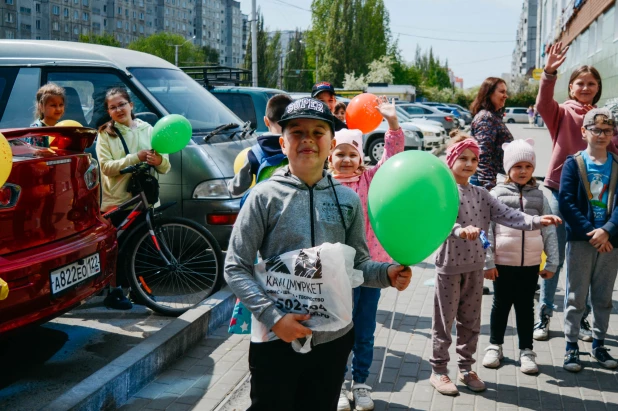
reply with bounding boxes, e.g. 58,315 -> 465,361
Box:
193,179 -> 235,199
404,129 -> 419,139
423,131 -> 436,137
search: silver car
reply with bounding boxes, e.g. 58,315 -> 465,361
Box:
397,103 -> 457,132
503,107 -> 530,123
0,40 -> 253,251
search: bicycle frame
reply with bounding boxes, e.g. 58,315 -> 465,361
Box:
102,169 -> 173,266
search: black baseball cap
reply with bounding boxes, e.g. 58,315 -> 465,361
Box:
278,98 -> 335,133
311,82 -> 337,98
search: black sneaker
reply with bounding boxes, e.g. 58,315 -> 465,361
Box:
592,346 -> 618,369
579,318 -> 593,342
483,286 -> 490,295
563,349 -> 589,373
104,287 -> 133,310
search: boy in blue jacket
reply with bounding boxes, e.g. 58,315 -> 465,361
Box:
559,108 -> 618,372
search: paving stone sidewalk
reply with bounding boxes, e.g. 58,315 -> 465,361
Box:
121,258 -> 618,411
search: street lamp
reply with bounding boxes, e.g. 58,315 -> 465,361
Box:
279,49 -> 294,90
174,35 -> 196,67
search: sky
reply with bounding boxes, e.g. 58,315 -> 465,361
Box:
237,0 -> 523,88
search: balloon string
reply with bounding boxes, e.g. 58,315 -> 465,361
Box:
379,290 -> 400,383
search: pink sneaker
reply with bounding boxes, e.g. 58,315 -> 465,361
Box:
458,370 -> 486,392
430,373 -> 459,396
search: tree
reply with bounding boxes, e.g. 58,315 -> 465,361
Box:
78,33 -> 121,47
284,30 -> 314,92
343,55 -> 394,89
202,45 -> 220,64
244,10 -> 282,88
128,32 -> 204,66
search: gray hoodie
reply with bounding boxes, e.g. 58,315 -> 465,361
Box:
224,166 -> 393,346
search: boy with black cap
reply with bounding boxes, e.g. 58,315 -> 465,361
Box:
312,81 -> 348,131
224,97 -> 412,411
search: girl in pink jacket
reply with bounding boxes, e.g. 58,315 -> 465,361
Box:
481,139 -> 559,375
329,96 -> 404,411
534,42 -> 618,340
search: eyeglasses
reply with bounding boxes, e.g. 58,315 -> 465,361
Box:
108,101 -> 129,112
585,126 -> 615,137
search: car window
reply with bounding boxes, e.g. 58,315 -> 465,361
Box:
214,93 -> 258,130
513,108 -> 527,114
423,108 -> 434,114
403,106 -> 424,115
46,71 -> 151,128
0,68 -> 41,128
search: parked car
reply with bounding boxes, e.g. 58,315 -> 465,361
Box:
364,120 -> 423,164
503,107 -> 530,123
210,86 -> 288,134
396,107 -> 446,150
0,127 -> 117,335
444,103 -> 473,125
398,103 -> 457,132
437,107 -> 465,127
0,40 -> 253,252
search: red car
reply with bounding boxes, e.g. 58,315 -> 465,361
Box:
0,127 -> 118,335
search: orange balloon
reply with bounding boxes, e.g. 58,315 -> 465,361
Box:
345,93 -> 383,134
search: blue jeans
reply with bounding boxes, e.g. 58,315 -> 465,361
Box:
345,286 -> 381,384
541,189 -> 591,318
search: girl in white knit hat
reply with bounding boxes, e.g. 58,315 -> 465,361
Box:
482,139 -> 559,374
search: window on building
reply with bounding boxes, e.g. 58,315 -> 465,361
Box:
5,30 -> 14,38
20,6 -> 32,13
133,23 -> 136,31
53,21 -> 59,31
125,9 -> 128,16
53,5 -> 60,14
65,23 -> 69,32
83,0 -> 88,5
74,10 -> 78,19
140,25 -> 144,33
597,15 -> 604,52
104,19 -> 106,27
36,20 -> 41,29
5,0 -> 14,4
103,5 -> 106,12
83,12 -> 88,21
589,22 -> 597,56
74,27 -> 79,34
133,11 -> 136,18
36,3 -> 41,12
139,12 -> 144,19
5,13 -> 13,23
36,36 -> 41,39
74,0 -> 78,4
117,20 -> 122,28
118,7 -> 122,14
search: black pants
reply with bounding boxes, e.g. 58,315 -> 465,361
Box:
490,265 -> 539,350
248,328 -> 354,411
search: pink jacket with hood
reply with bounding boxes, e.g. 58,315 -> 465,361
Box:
536,71 -> 618,191
337,128 -> 404,263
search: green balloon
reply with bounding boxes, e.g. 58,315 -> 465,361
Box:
151,114 -> 192,154
368,151 -> 459,266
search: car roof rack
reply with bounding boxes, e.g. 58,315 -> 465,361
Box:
180,65 -> 252,89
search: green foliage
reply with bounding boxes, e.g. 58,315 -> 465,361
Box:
78,33 -> 121,47
284,30 -> 315,92
307,0 -> 390,87
505,84 -> 539,108
128,32 -> 203,65
202,45 -> 220,64
244,10 -> 283,88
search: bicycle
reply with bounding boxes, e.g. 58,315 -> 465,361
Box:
102,163 -> 223,316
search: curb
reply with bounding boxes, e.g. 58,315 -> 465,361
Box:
213,373 -> 251,411
42,288 -> 236,411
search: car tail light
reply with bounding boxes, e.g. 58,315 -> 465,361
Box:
84,158 -> 99,190
444,116 -> 453,122
0,184 -> 21,208
207,213 -> 238,225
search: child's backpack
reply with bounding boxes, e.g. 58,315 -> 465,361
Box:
229,143 -> 288,334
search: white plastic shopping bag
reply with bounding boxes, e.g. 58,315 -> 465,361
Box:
251,242 -> 363,352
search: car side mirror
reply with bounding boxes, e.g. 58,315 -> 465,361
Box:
135,112 -> 159,126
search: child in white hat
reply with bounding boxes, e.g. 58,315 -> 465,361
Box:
482,139 -> 559,374
329,96 -> 404,411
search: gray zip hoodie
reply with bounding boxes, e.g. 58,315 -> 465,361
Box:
224,166 -> 393,346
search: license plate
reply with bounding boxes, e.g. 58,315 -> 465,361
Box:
50,253 -> 101,296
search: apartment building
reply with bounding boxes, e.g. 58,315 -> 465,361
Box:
537,0 -> 618,105
511,0 -> 538,90
0,0 -> 248,67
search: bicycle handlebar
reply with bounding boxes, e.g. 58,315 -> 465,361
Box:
119,163 -> 152,175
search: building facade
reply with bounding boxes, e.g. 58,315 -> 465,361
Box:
536,0 -> 618,105
0,0 -> 247,67
511,0 -> 538,90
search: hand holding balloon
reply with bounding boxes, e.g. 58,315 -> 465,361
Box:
146,150 -> 163,166
387,265 -> 412,291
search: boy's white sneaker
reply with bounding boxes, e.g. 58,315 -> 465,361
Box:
348,382 -> 374,411
520,349 -> 538,374
482,344 -> 503,368
533,314 -> 550,341
338,382 -> 351,411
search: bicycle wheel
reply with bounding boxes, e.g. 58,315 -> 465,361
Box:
124,217 -> 223,316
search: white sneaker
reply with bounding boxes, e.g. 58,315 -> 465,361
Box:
338,382 -> 351,411
533,314 -> 550,341
520,349 -> 538,374
348,382 -> 374,411
482,344 -> 503,368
